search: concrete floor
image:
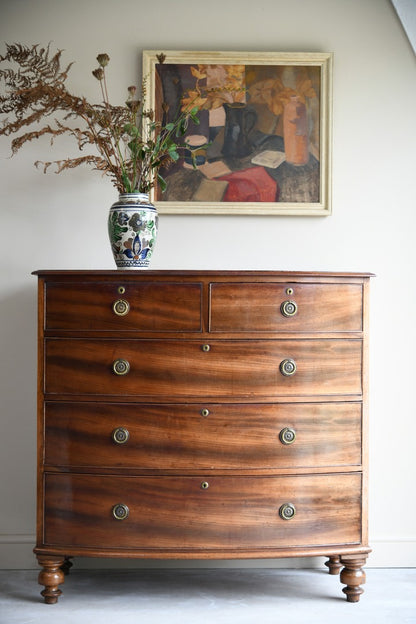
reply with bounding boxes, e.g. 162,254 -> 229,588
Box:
0,568 -> 415,624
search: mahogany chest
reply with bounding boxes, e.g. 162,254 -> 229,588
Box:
33,270 -> 371,603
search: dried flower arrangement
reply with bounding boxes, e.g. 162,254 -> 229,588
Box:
0,44 -> 200,193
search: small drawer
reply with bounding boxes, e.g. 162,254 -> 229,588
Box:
44,402 -> 362,470
43,473 -> 362,550
44,281 -> 202,331
209,282 -> 363,332
44,338 -> 363,398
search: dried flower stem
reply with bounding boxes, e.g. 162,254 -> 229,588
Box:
0,44 -> 201,194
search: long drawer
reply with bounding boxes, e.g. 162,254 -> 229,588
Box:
44,402 -> 362,470
44,339 -> 362,397
43,473 -> 362,550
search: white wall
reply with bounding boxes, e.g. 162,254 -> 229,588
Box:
1,0 -> 415,569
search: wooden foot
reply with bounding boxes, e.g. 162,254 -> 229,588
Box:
340,555 -> 367,602
61,557 -> 74,576
37,555 -> 65,604
325,556 -> 342,575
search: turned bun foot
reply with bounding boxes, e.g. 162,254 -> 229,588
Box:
61,557 -> 74,576
36,555 -> 65,604
325,556 -> 342,575
340,555 -> 367,602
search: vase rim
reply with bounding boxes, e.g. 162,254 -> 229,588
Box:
119,191 -> 149,199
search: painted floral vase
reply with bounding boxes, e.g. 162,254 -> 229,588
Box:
108,193 -> 158,269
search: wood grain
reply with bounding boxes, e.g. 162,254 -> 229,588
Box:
44,338 -> 362,397
210,282 -> 363,332
44,281 -> 202,331
44,401 -> 362,471
44,473 -> 362,550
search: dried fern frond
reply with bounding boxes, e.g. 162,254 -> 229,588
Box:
1,44 -> 201,193
36,154 -> 112,174
10,124 -> 67,152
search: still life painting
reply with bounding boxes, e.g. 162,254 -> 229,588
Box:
143,51 -> 332,215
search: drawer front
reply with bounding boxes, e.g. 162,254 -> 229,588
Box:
44,281 -> 202,331
210,282 -> 363,332
44,402 -> 362,470
44,339 -> 362,397
43,473 -> 362,550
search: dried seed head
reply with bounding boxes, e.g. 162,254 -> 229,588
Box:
96,53 -> 110,67
92,68 -> 104,80
127,85 -> 137,96
126,100 -> 140,112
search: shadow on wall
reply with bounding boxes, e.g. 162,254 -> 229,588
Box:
0,282 -> 38,503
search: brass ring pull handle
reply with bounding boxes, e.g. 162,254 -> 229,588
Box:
201,344 -> 211,352
112,359 -> 130,376
200,408 -> 210,417
279,427 -> 296,445
112,503 -> 129,520
279,503 -> 296,520
112,427 -> 130,445
279,358 -> 297,376
280,300 -> 298,317
113,299 -> 130,316
201,481 -> 209,490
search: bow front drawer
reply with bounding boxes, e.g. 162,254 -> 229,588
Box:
209,282 -> 363,332
44,402 -> 362,470
43,473 -> 362,550
44,281 -> 202,331
44,338 -> 363,398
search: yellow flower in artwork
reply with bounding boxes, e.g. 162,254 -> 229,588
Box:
181,64 -> 246,112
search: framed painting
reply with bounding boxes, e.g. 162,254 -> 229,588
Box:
142,51 -> 333,215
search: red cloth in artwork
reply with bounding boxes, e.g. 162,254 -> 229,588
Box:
217,166 -> 278,202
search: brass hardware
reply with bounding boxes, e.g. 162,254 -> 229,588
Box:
280,358 -> 297,377
112,359 -> 130,376
280,300 -> 298,317
118,286 -> 126,294
200,408 -> 210,417
279,427 -> 296,445
113,299 -> 130,316
286,287 -> 294,295
201,481 -> 209,490
112,427 -> 130,445
112,503 -> 129,520
279,503 -> 296,520
201,344 -> 211,352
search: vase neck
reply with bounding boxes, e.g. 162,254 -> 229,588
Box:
119,192 -> 149,203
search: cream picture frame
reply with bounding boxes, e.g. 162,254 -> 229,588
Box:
142,51 -> 333,216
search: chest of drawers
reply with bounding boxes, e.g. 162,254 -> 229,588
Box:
33,270 -> 371,603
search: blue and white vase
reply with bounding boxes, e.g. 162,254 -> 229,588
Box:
108,193 -> 158,269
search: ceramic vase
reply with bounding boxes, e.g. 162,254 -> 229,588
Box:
108,193 -> 158,269
283,95 -> 309,165
222,103 -> 257,158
